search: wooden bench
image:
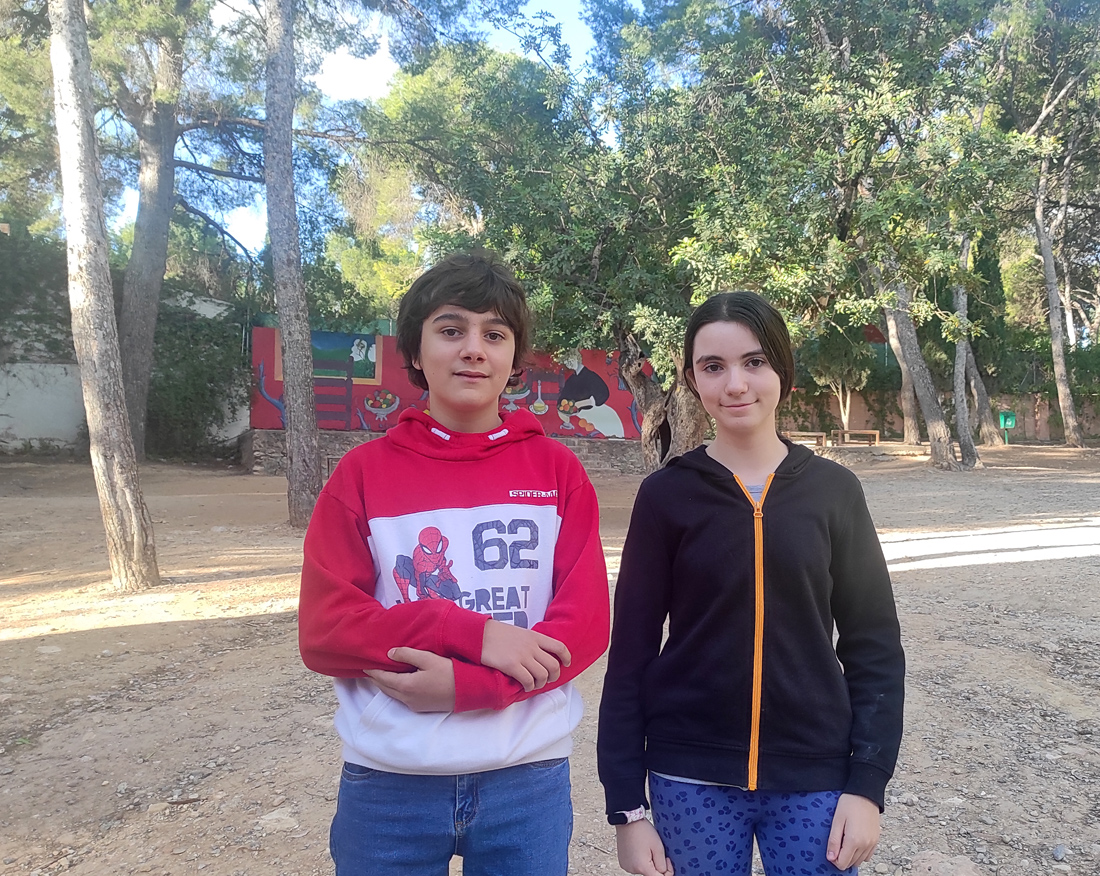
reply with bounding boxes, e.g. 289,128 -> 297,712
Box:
831,429 -> 880,445
782,431 -> 828,447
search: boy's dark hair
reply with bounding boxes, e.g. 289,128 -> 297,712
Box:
396,250 -> 532,391
682,291 -> 795,403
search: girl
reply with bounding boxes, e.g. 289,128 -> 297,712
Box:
597,292 -> 904,876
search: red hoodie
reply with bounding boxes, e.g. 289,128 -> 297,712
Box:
299,408 -> 610,774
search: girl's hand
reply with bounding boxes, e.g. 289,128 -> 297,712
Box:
826,793 -> 880,870
615,820 -> 674,876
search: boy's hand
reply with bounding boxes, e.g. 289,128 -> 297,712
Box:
365,647 -> 455,712
826,793 -> 880,870
615,820 -> 674,875
481,619 -> 571,692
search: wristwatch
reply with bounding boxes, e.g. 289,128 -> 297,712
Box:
610,805 -> 649,825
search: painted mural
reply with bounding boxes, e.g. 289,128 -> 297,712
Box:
250,327 -> 642,439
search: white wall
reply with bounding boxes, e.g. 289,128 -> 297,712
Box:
0,363 -> 86,450
0,362 -> 251,452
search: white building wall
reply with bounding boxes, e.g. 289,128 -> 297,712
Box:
0,362 -> 251,451
0,363 -> 86,450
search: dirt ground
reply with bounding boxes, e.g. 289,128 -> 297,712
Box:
2,444 -> 1100,876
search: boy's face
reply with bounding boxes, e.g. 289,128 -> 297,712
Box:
415,304 -> 516,433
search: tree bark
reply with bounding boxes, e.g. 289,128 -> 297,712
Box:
952,237 -> 980,469
49,0 -> 160,590
265,0 -> 321,526
1034,157 -> 1085,447
883,304 -> 921,444
617,328 -> 708,472
1060,248 -> 1077,349
111,21 -> 187,457
664,383 -> 710,459
965,346 -> 1003,446
874,261 -> 958,469
117,31 -> 186,460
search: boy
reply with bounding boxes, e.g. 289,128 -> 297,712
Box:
298,250 -> 610,876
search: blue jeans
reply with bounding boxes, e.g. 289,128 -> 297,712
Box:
649,776 -> 858,876
330,758 -> 572,876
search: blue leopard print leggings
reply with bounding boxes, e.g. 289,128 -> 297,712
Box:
648,775 -> 858,876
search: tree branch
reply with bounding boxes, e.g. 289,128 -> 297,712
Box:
1026,69 -> 1086,137
175,199 -> 260,260
175,159 -> 264,183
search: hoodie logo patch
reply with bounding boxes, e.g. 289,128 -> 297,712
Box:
509,489 -> 557,498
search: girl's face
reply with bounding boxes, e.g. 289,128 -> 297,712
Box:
689,320 -> 782,439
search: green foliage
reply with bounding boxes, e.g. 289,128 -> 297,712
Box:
628,305 -> 686,390
0,228 -> 71,363
780,386 -> 838,434
145,303 -> 250,458
0,8 -> 58,228
798,324 -> 875,399
1067,346 -> 1100,405
362,40 -> 699,364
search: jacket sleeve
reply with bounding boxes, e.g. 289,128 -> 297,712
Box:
829,478 -> 906,810
452,476 -> 611,712
596,483 -> 672,821
298,489 -> 490,677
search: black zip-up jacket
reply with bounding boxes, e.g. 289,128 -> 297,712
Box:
597,441 -> 904,822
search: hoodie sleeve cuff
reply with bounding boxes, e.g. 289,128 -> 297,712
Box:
441,604 -> 491,664
452,659 -> 508,712
844,762 -> 891,812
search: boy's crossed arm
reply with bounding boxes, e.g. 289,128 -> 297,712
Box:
301,473 -> 609,714
366,620 -> 572,712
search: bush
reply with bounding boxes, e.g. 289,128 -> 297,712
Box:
145,303 -> 251,458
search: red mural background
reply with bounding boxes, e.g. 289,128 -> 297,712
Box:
250,327 -> 642,440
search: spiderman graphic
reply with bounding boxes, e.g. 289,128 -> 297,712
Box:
392,526 -> 461,603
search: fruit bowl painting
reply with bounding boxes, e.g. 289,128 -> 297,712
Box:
501,384 -> 530,412
364,390 -> 400,422
557,397 -> 577,428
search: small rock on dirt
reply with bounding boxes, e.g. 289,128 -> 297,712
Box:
910,851 -> 984,876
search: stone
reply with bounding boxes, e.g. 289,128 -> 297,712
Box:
910,851 -> 984,876
147,803 -> 170,815
257,807 -> 298,832
1053,844 -> 1067,861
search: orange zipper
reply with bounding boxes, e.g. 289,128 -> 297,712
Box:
735,474 -> 773,791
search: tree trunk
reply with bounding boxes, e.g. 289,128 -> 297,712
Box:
883,304 -> 921,444
874,261 -> 958,469
49,0 -> 160,590
965,346 -> 1003,446
664,383 -> 709,459
834,383 -> 851,430
616,329 -> 708,472
118,43 -> 182,459
952,237 -> 980,469
1034,157 -> 1085,448
1060,249 -> 1077,349
265,0 -> 321,526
